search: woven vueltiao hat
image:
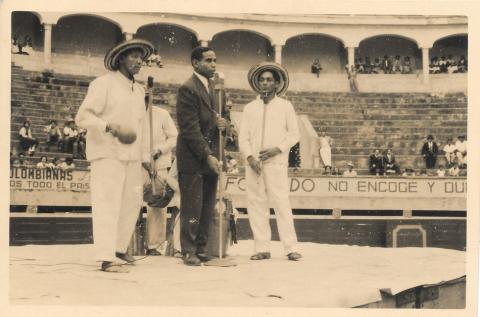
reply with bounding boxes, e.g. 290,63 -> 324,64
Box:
104,39 -> 154,71
247,62 -> 289,96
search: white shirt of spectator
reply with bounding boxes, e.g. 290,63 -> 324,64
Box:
58,162 -> 75,170
443,143 -> 456,154
437,169 -> 446,177
239,95 -> 300,166
455,140 -> 467,153
19,127 -> 32,138
343,169 -> 358,177
63,126 -> 78,138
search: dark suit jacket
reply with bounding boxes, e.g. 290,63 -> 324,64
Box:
421,142 -> 438,157
369,154 -> 384,171
176,74 -> 229,174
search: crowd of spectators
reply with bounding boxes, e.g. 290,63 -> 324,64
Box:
17,117 -> 86,159
354,55 -> 414,74
430,55 -> 468,73
11,35 -> 34,56
10,152 -> 76,171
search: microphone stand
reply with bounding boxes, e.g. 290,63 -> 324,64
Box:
147,76 -> 156,195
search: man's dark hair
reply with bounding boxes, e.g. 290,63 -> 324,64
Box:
191,46 -> 213,65
259,69 -> 281,83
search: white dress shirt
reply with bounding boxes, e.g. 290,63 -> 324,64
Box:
143,106 -> 178,169
443,144 -> 456,154
75,71 -> 149,162
19,127 -> 32,138
239,95 -> 299,166
455,140 -> 467,153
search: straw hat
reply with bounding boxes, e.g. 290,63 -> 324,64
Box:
104,39 -> 154,71
247,62 -> 290,96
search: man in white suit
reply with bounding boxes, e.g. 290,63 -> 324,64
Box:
76,39 -> 154,273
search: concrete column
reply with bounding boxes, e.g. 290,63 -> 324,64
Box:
43,23 -> 53,64
422,47 -> 430,84
274,44 -> 283,64
124,32 -> 134,40
199,40 -> 209,47
347,47 -> 355,68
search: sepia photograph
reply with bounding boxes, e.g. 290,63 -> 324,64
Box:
1,1 -> 478,315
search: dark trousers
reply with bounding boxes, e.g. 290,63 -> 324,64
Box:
179,172 -> 218,255
425,155 -> 437,169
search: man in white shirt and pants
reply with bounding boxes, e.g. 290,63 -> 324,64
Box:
76,39 -> 154,273
239,62 -> 302,261
142,106 -> 178,255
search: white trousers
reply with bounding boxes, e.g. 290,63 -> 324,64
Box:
246,163 -> 298,254
90,158 -> 143,262
146,168 -> 168,250
320,147 -> 332,167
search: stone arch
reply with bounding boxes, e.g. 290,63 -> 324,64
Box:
431,34 -> 467,63
210,30 -> 274,67
52,14 -> 123,56
11,11 -> 43,50
135,24 -> 198,65
283,33 -> 347,73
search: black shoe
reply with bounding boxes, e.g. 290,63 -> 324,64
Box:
183,253 -> 201,266
250,252 -> 271,260
287,252 -> 302,261
146,249 -> 162,256
115,252 -> 135,264
196,252 -> 213,262
101,261 -> 129,273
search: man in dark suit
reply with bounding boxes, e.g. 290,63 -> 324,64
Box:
176,46 -> 228,266
368,149 -> 384,175
421,134 -> 439,169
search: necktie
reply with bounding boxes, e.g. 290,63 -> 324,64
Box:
208,78 -> 215,107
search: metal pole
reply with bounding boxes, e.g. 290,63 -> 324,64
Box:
147,76 -> 156,194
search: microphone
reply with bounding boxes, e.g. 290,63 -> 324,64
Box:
261,90 -> 269,104
147,76 -> 154,89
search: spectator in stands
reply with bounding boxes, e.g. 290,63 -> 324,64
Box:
345,65 -> 358,93
311,59 -> 322,78
457,55 -> 468,73
145,49 -> 163,68
381,55 -> 392,74
459,166 -> 467,177
437,165 -> 446,177
288,142 -> 301,170
58,157 -> 75,170
36,156 -> 50,169
384,149 -> 399,175
16,153 -> 28,167
430,57 -> 441,74
443,138 -> 456,167
392,55 -> 402,73
51,157 -> 60,169
11,158 -> 22,168
371,58 -> 381,74
225,123 -> 239,152
63,118 -> 78,153
45,119 -> 63,151
227,157 -> 239,174
417,169 -> 428,177
355,58 -> 365,74
363,57 -> 373,74
11,35 -> 19,54
74,128 -> 87,159
446,54 -> 457,73
331,166 -> 340,176
369,149 -> 385,175
421,134 -> 438,169
438,56 -> 448,73
455,135 -> 467,167
448,163 -> 460,176
342,162 -> 357,177
402,168 -> 415,177
19,119 -> 38,156
21,36 -> 34,56
402,56 -> 413,74
317,131 -> 332,174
